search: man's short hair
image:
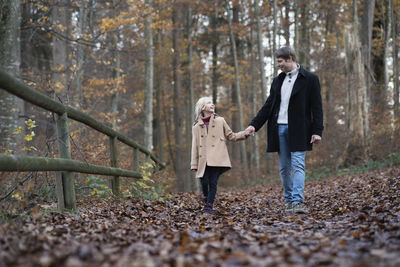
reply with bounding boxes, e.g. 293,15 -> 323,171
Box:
274,46 -> 297,62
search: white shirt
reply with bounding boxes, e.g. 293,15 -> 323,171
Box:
277,66 -> 300,124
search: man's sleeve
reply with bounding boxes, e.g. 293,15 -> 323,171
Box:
311,75 -> 324,136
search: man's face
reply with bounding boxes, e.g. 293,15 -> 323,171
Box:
276,57 -> 293,73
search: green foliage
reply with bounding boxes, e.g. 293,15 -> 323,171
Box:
4,119 -> 38,154
86,176 -> 112,198
387,153 -> 400,166
307,166 -> 331,181
125,162 -> 168,201
308,152 -> 400,180
0,210 -> 9,224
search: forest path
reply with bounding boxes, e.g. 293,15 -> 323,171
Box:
1,167 -> 400,266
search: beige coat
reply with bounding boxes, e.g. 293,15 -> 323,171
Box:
191,114 -> 247,178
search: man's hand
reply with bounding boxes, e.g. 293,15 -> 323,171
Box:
310,135 -> 321,144
191,169 -> 197,172
245,126 -> 255,136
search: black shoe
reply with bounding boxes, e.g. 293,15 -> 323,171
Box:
203,203 -> 215,214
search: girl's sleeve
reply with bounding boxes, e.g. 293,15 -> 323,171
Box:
223,118 -> 247,141
190,126 -> 198,170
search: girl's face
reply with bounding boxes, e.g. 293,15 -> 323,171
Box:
202,99 -> 215,115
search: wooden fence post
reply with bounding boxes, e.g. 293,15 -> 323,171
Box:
133,148 -> 139,172
55,112 -> 76,211
110,136 -> 120,196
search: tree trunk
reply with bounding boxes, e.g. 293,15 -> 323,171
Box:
321,0 -> 337,164
185,5 -> 197,192
144,0 -> 154,152
293,2 -> 298,52
226,1 -> 248,175
77,1 -> 86,110
211,2 -> 219,104
254,0 -> 267,104
342,0 -> 368,166
272,0 -> 278,76
172,2 -> 186,192
392,0 -> 399,118
298,0 -> 309,67
361,0 -> 375,96
0,0 -> 20,150
52,0 -> 70,103
371,0 -> 390,114
249,22 -> 260,170
391,0 -> 400,152
154,31 -> 163,163
254,0 -> 269,153
360,0 -> 374,144
282,0 -> 290,46
110,1 -> 120,131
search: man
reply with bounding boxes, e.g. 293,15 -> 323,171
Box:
245,46 -> 323,214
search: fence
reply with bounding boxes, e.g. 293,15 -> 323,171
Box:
0,68 -> 164,210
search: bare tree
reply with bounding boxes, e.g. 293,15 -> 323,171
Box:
360,0 -> 374,143
343,0 -> 368,166
172,1 -> 186,192
210,1 -> 220,104
110,0 -> 120,131
76,0 -> 89,110
154,31 -> 164,163
254,0 -> 267,106
225,0 -> 248,175
391,0 -> 399,118
51,0 -> 70,103
144,0 -> 154,151
0,0 -> 20,150
272,0 -> 277,76
185,4 -> 197,191
298,0 -> 309,67
249,17 -> 260,169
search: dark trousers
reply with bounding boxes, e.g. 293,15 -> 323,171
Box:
200,166 -> 223,205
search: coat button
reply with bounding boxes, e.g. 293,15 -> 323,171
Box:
200,145 -> 202,147
212,125 -> 215,127
211,145 -> 215,147
199,155 -> 202,158
201,135 -> 204,137
212,135 -> 215,137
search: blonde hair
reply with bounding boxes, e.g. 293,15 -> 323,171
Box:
194,96 -> 212,122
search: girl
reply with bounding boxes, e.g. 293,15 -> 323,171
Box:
191,96 -> 248,214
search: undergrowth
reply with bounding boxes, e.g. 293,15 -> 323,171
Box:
307,152 -> 400,181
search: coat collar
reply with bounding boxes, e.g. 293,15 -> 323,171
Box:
278,64 -> 306,80
291,65 -> 308,97
277,65 -> 307,97
194,113 -> 217,127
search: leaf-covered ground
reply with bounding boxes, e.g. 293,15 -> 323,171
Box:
1,167 -> 400,267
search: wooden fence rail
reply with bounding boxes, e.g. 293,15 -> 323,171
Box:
0,68 -> 165,211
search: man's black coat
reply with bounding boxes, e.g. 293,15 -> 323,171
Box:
250,65 -> 324,152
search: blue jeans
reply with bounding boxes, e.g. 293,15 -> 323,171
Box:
201,166 -> 223,205
278,124 -> 306,203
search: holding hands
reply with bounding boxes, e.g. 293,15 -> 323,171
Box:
243,126 -> 322,145
244,126 -> 255,137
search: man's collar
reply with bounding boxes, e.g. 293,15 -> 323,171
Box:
286,64 -> 300,76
